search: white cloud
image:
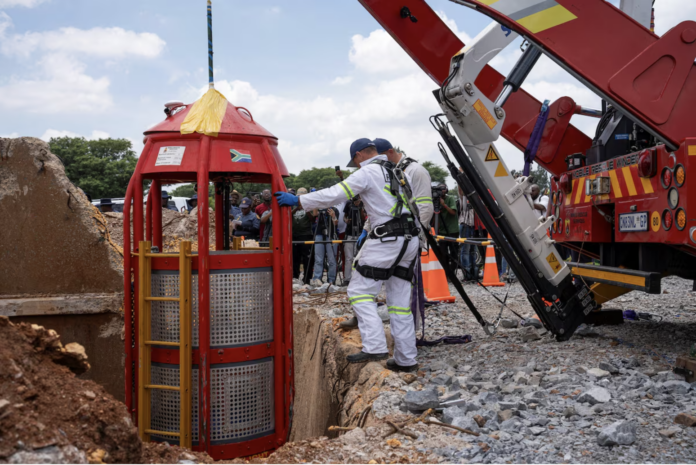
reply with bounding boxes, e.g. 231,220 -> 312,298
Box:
266,6 -> 281,14
40,128 -> 110,141
0,0 -> 47,7
1,26 -> 165,58
0,132 -> 20,138
349,29 -> 419,75
331,76 -> 353,86
0,54 -> 112,113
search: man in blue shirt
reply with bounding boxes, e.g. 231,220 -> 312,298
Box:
232,197 -> 260,238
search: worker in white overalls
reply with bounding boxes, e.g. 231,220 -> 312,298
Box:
275,138 -> 420,372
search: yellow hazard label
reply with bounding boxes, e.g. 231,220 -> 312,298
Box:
494,161 -> 508,177
689,146 -> 696,156
546,252 -> 562,273
651,211 -> 661,232
485,146 -> 499,162
474,99 -> 497,130
483,0 -> 578,34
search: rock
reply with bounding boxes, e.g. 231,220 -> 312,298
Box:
500,418 -> 523,433
521,318 -> 543,329
0,399 -> 9,411
661,380 -> 691,395
400,373 -> 417,384
377,305 -> 390,322
658,427 -> 681,438
563,407 -> 577,418
58,342 -> 90,375
500,318 -> 518,329
452,416 -> 480,434
8,446 -> 87,464
513,371 -> 529,385
597,421 -> 637,446
386,438 -> 401,448
599,361 -> 620,374
477,391 -> 499,405
520,326 -> 541,342
674,413 -> 696,427
473,415 -> 487,428
442,406 -> 465,424
82,391 -> 96,400
498,401 -> 517,410
497,410 -> 514,422
431,374 -> 452,386
587,368 -> 611,378
577,387 -> 611,405
404,388 -> 440,411
340,427 -> 366,446
372,392 -> 402,419
574,324 -> 600,338
529,426 -> 546,436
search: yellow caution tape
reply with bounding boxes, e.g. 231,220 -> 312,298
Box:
180,88 -> 228,137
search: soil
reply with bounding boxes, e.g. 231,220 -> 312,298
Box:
0,315 -> 212,464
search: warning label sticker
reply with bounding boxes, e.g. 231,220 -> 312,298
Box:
473,99 -> 497,130
546,252 -> 562,273
155,146 -> 185,166
651,211 -> 661,232
485,146 -> 499,162
494,162 -> 508,178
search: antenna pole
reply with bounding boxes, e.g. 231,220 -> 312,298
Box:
207,0 -> 214,89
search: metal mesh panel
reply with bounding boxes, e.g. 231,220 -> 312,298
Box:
210,359 -> 275,444
151,271 -> 199,347
150,364 -> 199,444
208,270 -> 273,348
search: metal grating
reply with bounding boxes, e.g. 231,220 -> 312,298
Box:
150,364 -> 199,445
152,269 -> 273,349
208,270 -> 273,348
210,359 -> 275,444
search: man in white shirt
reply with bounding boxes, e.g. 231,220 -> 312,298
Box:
531,184 -> 549,219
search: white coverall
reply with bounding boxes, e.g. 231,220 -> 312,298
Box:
300,154 -> 419,366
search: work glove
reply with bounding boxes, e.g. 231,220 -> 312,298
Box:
356,230 -> 368,250
274,191 -> 299,207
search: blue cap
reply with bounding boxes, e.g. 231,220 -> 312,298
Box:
310,187 -> 317,192
347,138 -> 376,168
99,198 -> 113,206
240,197 -> 252,208
373,138 -> 393,154
162,190 -> 171,199
191,194 -> 198,200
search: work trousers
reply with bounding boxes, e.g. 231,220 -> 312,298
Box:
292,234 -> 314,284
343,236 -> 358,282
347,236 -> 419,366
312,235 -> 338,283
459,224 -> 478,281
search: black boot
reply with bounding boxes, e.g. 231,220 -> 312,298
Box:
386,358 -> 419,373
339,316 -> 358,329
346,351 -> 388,364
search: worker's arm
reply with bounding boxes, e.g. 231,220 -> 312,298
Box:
440,196 -> 456,215
409,164 -> 434,227
299,171 -> 368,212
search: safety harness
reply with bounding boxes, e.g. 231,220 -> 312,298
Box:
354,159 -> 420,282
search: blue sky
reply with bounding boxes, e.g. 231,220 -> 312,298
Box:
0,0 -> 692,183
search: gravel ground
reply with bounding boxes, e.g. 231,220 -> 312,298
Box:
287,275 -> 696,464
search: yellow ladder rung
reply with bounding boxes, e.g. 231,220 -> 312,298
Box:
145,384 -> 180,391
144,429 -> 181,437
145,296 -> 180,302
144,341 -> 180,347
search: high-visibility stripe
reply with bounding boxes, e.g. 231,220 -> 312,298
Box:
349,294 -> 374,303
388,306 -> 411,315
485,256 -> 497,264
517,3 -> 577,33
415,197 -> 433,204
340,182 -> 354,200
350,298 -> 374,305
574,177 -> 584,204
621,167 -> 638,196
639,176 -> 654,194
608,170 -> 623,198
422,260 -> 444,272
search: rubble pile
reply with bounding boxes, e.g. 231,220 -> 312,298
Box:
0,316 -> 212,464
272,276 -> 696,464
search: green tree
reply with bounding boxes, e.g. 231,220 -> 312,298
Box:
49,137 -> 138,199
284,167 -> 355,191
511,165 -> 550,193
421,161 -> 449,184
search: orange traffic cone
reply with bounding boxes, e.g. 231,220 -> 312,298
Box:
421,229 -> 456,302
482,234 -> 504,287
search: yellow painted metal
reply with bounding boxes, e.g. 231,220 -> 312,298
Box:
571,266 -> 646,287
137,240 -> 152,442
145,429 -> 181,437
145,296 -> 180,302
588,282 -> 632,306
144,341 -> 180,347
146,384 -> 181,391
179,241 -> 193,450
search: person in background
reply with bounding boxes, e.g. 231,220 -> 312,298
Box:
288,188 -> 296,195
311,206 -> 340,285
229,190 -> 242,218
260,209 -> 272,242
457,186 -> 478,282
187,194 -> 198,212
436,184 -> 459,273
342,195 -> 366,286
310,187 -> 317,193
99,198 -> 114,213
161,191 -> 178,211
256,189 -> 272,239
292,188 -> 315,284
334,199 -> 347,282
531,184 -> 549,219
232,197 -> 260,239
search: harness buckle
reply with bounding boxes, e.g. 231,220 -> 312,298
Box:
372,224 -> 389,238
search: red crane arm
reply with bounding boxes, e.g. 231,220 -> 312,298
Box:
357,0 -> 592,176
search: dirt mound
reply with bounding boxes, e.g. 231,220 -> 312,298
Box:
105,207 -> 217,252
0,316 -> 212,464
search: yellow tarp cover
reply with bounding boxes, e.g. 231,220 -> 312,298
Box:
180,88 -> 228,137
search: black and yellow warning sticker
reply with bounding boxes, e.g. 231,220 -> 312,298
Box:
546,252 -> 562,273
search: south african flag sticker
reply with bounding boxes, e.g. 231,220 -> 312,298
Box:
230,149 -> 252,163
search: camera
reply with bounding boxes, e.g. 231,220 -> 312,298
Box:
431,185 -> 447,213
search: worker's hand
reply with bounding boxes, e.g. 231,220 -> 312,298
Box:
274,191 -> 299,207
439,197 -> 446,206
356,230 -> 368,250
327,208 -> 336,218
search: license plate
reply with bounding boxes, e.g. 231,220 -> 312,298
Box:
619,212 -> 648,232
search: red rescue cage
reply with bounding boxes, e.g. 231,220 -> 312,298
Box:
122,93 -> 294,460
